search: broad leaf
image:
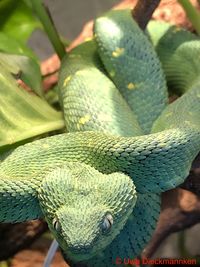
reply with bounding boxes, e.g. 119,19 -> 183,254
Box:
0,0 -> 41,43
0,53 -> 43,96
0,32 -> 37,60
0,67 -> 65,148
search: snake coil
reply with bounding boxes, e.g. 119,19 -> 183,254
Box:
0,9 -> 200,267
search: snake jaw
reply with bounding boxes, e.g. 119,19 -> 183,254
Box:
37,162 -> 137,261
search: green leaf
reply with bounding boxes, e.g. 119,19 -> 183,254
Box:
0,67 -> 65,148
0,53 -> 43,97
0,0 -> 41,43
178,0 -> 200,36
0,32 -> 37,60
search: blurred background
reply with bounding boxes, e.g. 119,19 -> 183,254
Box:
29,0 -> 119,60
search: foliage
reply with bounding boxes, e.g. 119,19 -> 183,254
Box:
0,66 -> 64,152
178,0 -> 200,35
0,0 -> 41,43
27,0 -> 66,59
0,32 -> 36,59
0,53 -> 43,96
0,0 -> 65,154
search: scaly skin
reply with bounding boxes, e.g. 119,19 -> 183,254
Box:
0,9 -> 200,267
94,10 -> 168,134
39,163 -> 137,262
58,40 -> 143,137
148,21 -> 200,95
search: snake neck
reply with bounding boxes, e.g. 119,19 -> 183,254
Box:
0,177 -> 42,222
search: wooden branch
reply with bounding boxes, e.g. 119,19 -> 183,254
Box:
180,166 -> 200,196
0,220 -> 47,260
143,153 -> 200,257
132,0 -> 161,29
143,188 -> 200,258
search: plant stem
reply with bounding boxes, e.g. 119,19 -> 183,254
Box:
178,0 -> 200,35
30,0 -> 66,60
132,0 -> 161,30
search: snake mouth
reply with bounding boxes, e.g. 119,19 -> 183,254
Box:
67,241 -> 95,253
64,235 -> 101,260
64,246 -> 98,261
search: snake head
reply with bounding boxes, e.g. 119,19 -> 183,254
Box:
38,162 -> 136,261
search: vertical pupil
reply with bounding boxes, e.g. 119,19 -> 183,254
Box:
53,219 -> 59,230
108,218 -> 112,226
102,214 -> 113,231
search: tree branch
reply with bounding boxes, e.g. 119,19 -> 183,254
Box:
0,220 -> 47,260
132,0 -> 161,29
180,166 -> 200,196
143,188 -> 200,258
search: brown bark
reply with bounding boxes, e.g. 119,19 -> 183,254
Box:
143,189 -> 200,258
0,220 -> 47,260
180,167 -> 200,196
132,0 -> 161,29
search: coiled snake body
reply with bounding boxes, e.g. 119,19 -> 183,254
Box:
0,9 -> 200,267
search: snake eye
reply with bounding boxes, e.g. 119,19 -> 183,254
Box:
102,214 -> 113,233
52,218 -> 61,232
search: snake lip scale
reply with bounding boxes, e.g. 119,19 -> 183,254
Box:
0,9 -> 200,267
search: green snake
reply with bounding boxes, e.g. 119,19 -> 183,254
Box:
0,9 -> 200,267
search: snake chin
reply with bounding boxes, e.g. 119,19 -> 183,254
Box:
37,162 -> 137,261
